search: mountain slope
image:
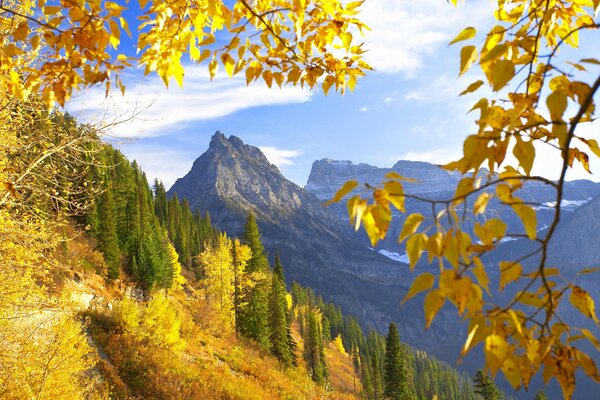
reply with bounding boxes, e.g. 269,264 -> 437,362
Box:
167,132 -> 464,355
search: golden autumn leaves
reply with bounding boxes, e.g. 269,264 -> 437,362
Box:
326,1 -> 600,397
1,0 -> 371,108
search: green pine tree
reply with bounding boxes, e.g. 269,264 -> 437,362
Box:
268,253 -> 295,367
533,390 -> 548,400
239,212 -> 271,349
304,305 -> 328,384
384,323 -> 412,400
371,350 -> 383,400
96,184 -> 120,279
472,370 -> 502,400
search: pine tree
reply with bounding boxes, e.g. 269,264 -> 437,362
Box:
384,323 -> 412,400
371,351 -> 383,400
472,370 -> 502,400
96,184 -> 120,279
304,305 -> 328,384
268,252 -> 295,367
533,390 -> 548,400
239,212 -> 271,349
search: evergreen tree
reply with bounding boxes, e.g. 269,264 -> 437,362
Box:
371,351 -> 383,399
472,370 -> 502,400
268,253 -> 295,367
533,390 -> 548,400
239,212 -> 271,349
304,305 -> 328,384
384,323 -> 412,400
96,184 -> 120,279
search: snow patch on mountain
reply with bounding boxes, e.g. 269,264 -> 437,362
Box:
378,249 -> 409,264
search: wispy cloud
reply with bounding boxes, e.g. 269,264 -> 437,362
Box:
360,0 -> 493,75
259,146 -> 303,169
68,66 -> 311,138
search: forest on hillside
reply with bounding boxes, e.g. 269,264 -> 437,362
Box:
0,101 -> 494,398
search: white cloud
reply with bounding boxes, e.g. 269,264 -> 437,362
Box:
360,0 -> 493,74
67,66 -> 311,138
359,106 -> 369,112
259,146 -> 303,169
383,96 -> 395,104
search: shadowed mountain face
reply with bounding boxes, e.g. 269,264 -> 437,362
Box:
167,132 -> 468,360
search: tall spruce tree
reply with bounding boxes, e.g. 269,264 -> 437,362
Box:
268,252 -> 295,367
384,323 -> 412,400
304,305 -> 328,384
239,212 -> 271,349
472,370 -> 502,400
371,352 -> 384,400
96,183 -> 120,279
533,390 -> 548,400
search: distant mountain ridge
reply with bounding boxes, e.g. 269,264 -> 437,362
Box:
305,157 -> 600,255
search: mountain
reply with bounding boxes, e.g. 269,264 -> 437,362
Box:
167,132 -> 466,359
167,132 -> 600,373
305,158 -> 600,256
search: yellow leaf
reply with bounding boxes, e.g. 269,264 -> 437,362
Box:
406,233 -> 427,270
402,272 -> 435,303
385,171 -> 416,182
581,58 -> 600,65
547,90 -> 568,121
501,357 -> 522,389
460,45 -> 478,76
461,324 -> 479,357
347,196 -> 367,231
424,289 -> 445,329
512,203 -> 537,239
472,257 -> 490,295
485,334 -> 509,374
384,180 -> 405,212
399,213 -> 424,242
362,208 -> 380,247
427,232 -> 443,261
221,53 -> 235,77
473,192 -> 492,214
474,218 -> 506,245
43,5 -> 61,15
579,267 -> 600,275
325,180 -> 358,205
570,286 -> 599,323
490,60 -> 514,91
499,261 -> 522,291
209,59 -> 218,79
460,80 -> 484,96
513,137 -> 535,175
449,27 -> 476,46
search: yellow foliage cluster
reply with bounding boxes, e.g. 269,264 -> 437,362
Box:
328,1 -> 600,397
0,211 -> 104,399
113,292 -> 185,351
0,0 -> 370,108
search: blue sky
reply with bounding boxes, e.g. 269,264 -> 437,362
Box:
68,0 -> 600,189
